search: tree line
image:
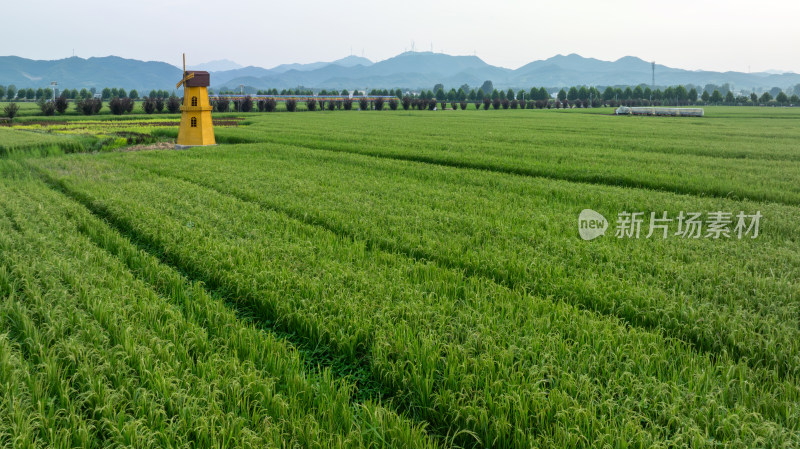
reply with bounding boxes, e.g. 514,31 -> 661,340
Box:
231,81 -> 800,107
4,80 -> 798,121
0,85 -> 180,102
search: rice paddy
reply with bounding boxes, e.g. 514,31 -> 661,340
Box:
1,106 -> 799,448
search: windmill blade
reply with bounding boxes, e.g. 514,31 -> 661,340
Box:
176,72 -> 195,88
177,53 -> 195,88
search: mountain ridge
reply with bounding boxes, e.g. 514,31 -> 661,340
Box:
1,53 -> 797,93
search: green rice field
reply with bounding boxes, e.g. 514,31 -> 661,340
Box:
1,106 -> 799,448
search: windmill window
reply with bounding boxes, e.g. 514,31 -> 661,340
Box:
191,117 -> 197,127
191,96 -> 197,106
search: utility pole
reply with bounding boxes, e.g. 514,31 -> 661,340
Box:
651,61 -> 655,89
50,81 -> 57,102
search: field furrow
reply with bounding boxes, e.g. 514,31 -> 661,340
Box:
27,157 -> 800,448
120,143 -> 800,378
0,169 -> 441,448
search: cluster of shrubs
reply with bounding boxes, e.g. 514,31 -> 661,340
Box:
37,99 -> 55,116
216,92 -> 594,113
140,96 -> 182,114
142,97 -> 164,114
257,98 -> 276,112
75,98 -> 103,115
109,97 -> 135,115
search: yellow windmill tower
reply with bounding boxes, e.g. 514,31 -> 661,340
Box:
176,54 -> 215,148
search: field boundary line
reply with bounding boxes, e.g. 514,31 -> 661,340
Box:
251,136 -> 797,207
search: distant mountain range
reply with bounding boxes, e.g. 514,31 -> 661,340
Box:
2,53 -> 798,93
189,59 -> 242,72
268,55 -> 372,74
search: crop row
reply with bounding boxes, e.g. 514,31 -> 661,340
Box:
0,128 -> 89,157
122,142 -> 800,377
225,111 -> 800,205
0,162 -> 437,448
29,156 -> 800,448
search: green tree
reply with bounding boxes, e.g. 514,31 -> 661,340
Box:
456,88 -> 466,101
35,88 -> 45,100
775,91 -> 788,104
578,86 -> 589,101
459,84 -> 470,95
701,91 -> 710,102
632,85 -> 643,99
129,89 -> 139,100
557,89 -> 567,101
536,87 -> 547,101
602,86 -> 615,100
687,88 -> 698,103
0,86 -> 5,100
102,88 -> 112,100
435,88 -> 446,100
480,80 -> 494,95
470,89 -> 478,101
759,92 -> 772,103
675,85 -> 688,104
750,92 -> 758,104
623,87 -> 633,100
446,88 -> 457,101
340,89 -> 349,96
663,87 -> 676,104
79,88 -> 90,99
433,83 -> 444,93
567,87 -> 578,101
118,88 -> 127,98
710,90 -> 723,103
43,89 -> 53,100
491,89 -> 500,100
724,91 -> 735,104
3,103 -> 20,120
25,88 -> 35,100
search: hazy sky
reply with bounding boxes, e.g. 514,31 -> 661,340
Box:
3,0 -> 799,73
